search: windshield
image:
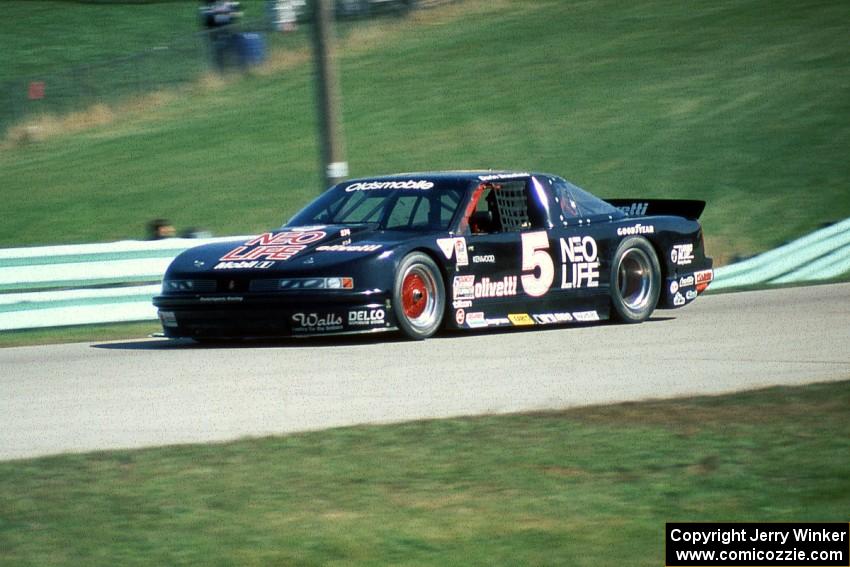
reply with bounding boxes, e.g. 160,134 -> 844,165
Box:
287,179 -> 467,231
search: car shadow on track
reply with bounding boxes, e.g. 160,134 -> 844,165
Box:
91,332 -> 412,350
91,316 -> 675,351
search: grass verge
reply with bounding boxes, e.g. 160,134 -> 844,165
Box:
0,320 -> 160,349
1,380 -> 848,566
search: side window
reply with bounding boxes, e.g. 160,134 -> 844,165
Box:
438,190 -> 461,226
554,178 -> 619,218
468,180 -> 548,234
468,186 -> 503,234
552,179 -> 580,222
386,195 -> 429,229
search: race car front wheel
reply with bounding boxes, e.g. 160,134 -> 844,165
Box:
610,236 -> 661,323
392,252 -> 445,340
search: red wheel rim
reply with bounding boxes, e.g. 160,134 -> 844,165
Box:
402,273 -> 428,319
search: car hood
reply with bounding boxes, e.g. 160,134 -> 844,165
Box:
166,224 -> 429,276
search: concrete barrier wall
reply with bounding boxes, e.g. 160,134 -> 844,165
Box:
1,219 -> 848,331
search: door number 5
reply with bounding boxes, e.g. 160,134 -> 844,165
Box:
521,231 -> 554,297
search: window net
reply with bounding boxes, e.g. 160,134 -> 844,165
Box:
492,182 -> 530,232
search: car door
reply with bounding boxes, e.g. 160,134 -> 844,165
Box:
451,177 -> 556,327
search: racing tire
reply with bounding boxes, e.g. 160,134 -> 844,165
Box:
392,252 -> 445,340
610,236 -> 661,324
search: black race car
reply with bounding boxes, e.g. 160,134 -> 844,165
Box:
154,171 -> 713,340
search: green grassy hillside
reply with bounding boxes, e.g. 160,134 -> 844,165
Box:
3,1 -> 192,81
2,0 -> 849,264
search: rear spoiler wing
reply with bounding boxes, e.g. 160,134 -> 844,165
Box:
605,199 -> 706,221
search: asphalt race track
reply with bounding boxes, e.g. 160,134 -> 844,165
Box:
2,283 -> 849,461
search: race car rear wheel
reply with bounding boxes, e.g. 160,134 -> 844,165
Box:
610,236 -> 661,323
393,252 -> 445,340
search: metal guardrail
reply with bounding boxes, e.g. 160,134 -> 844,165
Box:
1,218 -> 848,331
0,236 -> 246,331
711,217 -> 850,290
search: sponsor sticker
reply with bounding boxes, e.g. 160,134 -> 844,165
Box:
486,317 -> 511,326
533,312 -> 573,324
671,243 -> 694,266
572,310 -> 600,322
455,309 -> 465,326
474,276 -> 517,298
348,308 -> 385,326
679,275 -> 695,288
454,238 -> 469,267
316,244 -> 382,252
437,238 -> 455,259
478,172 -> 530,181
616,223 -> 655,236
508,313 -> 535,326
617,202 -> 648,216
437,237 -> 469,267
685,289 -> 697,301
291,312 -> 343,332
220,231 -> 326,263
695,269 -> 713,291
453,275 -> 518,300
472,254 -> 496,264
465,312 -> 487,328
453,275 -> 476,300
452,300 -> 472,309
673,292 -> 686,306
345,180 -> 434,191
214,260 -> 275,270
670,280 -> 679,294
560,236 -> 600,289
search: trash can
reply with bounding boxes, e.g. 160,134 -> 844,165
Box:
235,32 -> 267,67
